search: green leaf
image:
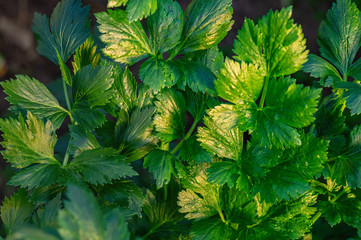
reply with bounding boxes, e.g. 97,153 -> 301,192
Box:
139,57 -> 173,92
71,101 -> 106,129
190,217 -> 233,240
1,189 -> 34,235
143,184 -> 185,238
254,77 -> 321,149
178,135 -> 213,163
126,0 -> 157,22
251,193 -> 317,240
317,0 -> 361,76
69,125 -> 100,156
251,134 -> 328,202
2,75 -> 68,129
0,111 -> 58,169
107,0 -> 128,8
72,37 -> 101,74
215,58 -> 264,105
331,125 -> 361,188
154,88 -> 186,142
335,81 -> 361,115
58,185 -> 104,239
207,161 -> 240,188
112,67 -> 137,112
181,0 -> 233,53
72,65 -> 114,108
314,93 -> 346,139
178,163 -> 222,220
185,47 -> 224,76
179,60 -> 216,95
7,227 -> 61,240
178,188 -> 218,220
144,149 -> 176,188
184,89 -> 213,122
104,208 -> 131,240
67,148 -> 137,185
8,164 -> 62,189
36,194 -> 62,229
116,107 -> 157,162
32,0 -> 90,64
198,104 -> 243,160
233,7 -> 307,78
318,187 -> 361,229
96,9 -> 151,65
302,54 -> 342,85
97,180 -> 144,217
147,0 -> 182,55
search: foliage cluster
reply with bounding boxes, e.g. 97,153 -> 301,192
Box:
1,0 -> 361,239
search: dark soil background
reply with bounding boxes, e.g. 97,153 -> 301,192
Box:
0,0 -> 358,239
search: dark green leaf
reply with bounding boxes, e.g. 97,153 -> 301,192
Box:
58,185 -> 104,239
139,58 -> 173,92
72,65 -> 114,108
104,208 -> 130,240
331,125 -> 361,188
178,135 -> 213,163
190,217 -> 233,240
180,60 -> 216,95
67,148 -> 137,185
69,125 -> 100,156
71,101 -> 106,129
302,54 -> 342,85
2,75 -> 68,129
8,164 -> 62,189
251,134 -> 328,202
335,81 -> 361,115
314,92 -> 346,139
147,0 -> 183,54
317,0 -> 361,76
144,149 -> 176,188
117,107 -> 157,162
32,0 -> 90,64
36,194 -> 62,229
207,161 -> 240,187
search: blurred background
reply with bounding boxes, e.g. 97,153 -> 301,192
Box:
0,0 -> 359,239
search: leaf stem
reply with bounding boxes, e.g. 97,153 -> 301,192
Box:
259,77 -> 270,108
62,148 -> 70,167
142,222 -> 164,239
62,76 -> 72,113
330,187 -> 347,203
310,211 -> 322,224
170,119 -> 198,155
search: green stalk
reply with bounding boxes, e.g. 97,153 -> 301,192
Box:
259,77 -> 270,108
62,76 -> 72,113
310,211 -> 322,225
62,148 -> 70,167
171,119 -> 198,155
330,188 -> 348,203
